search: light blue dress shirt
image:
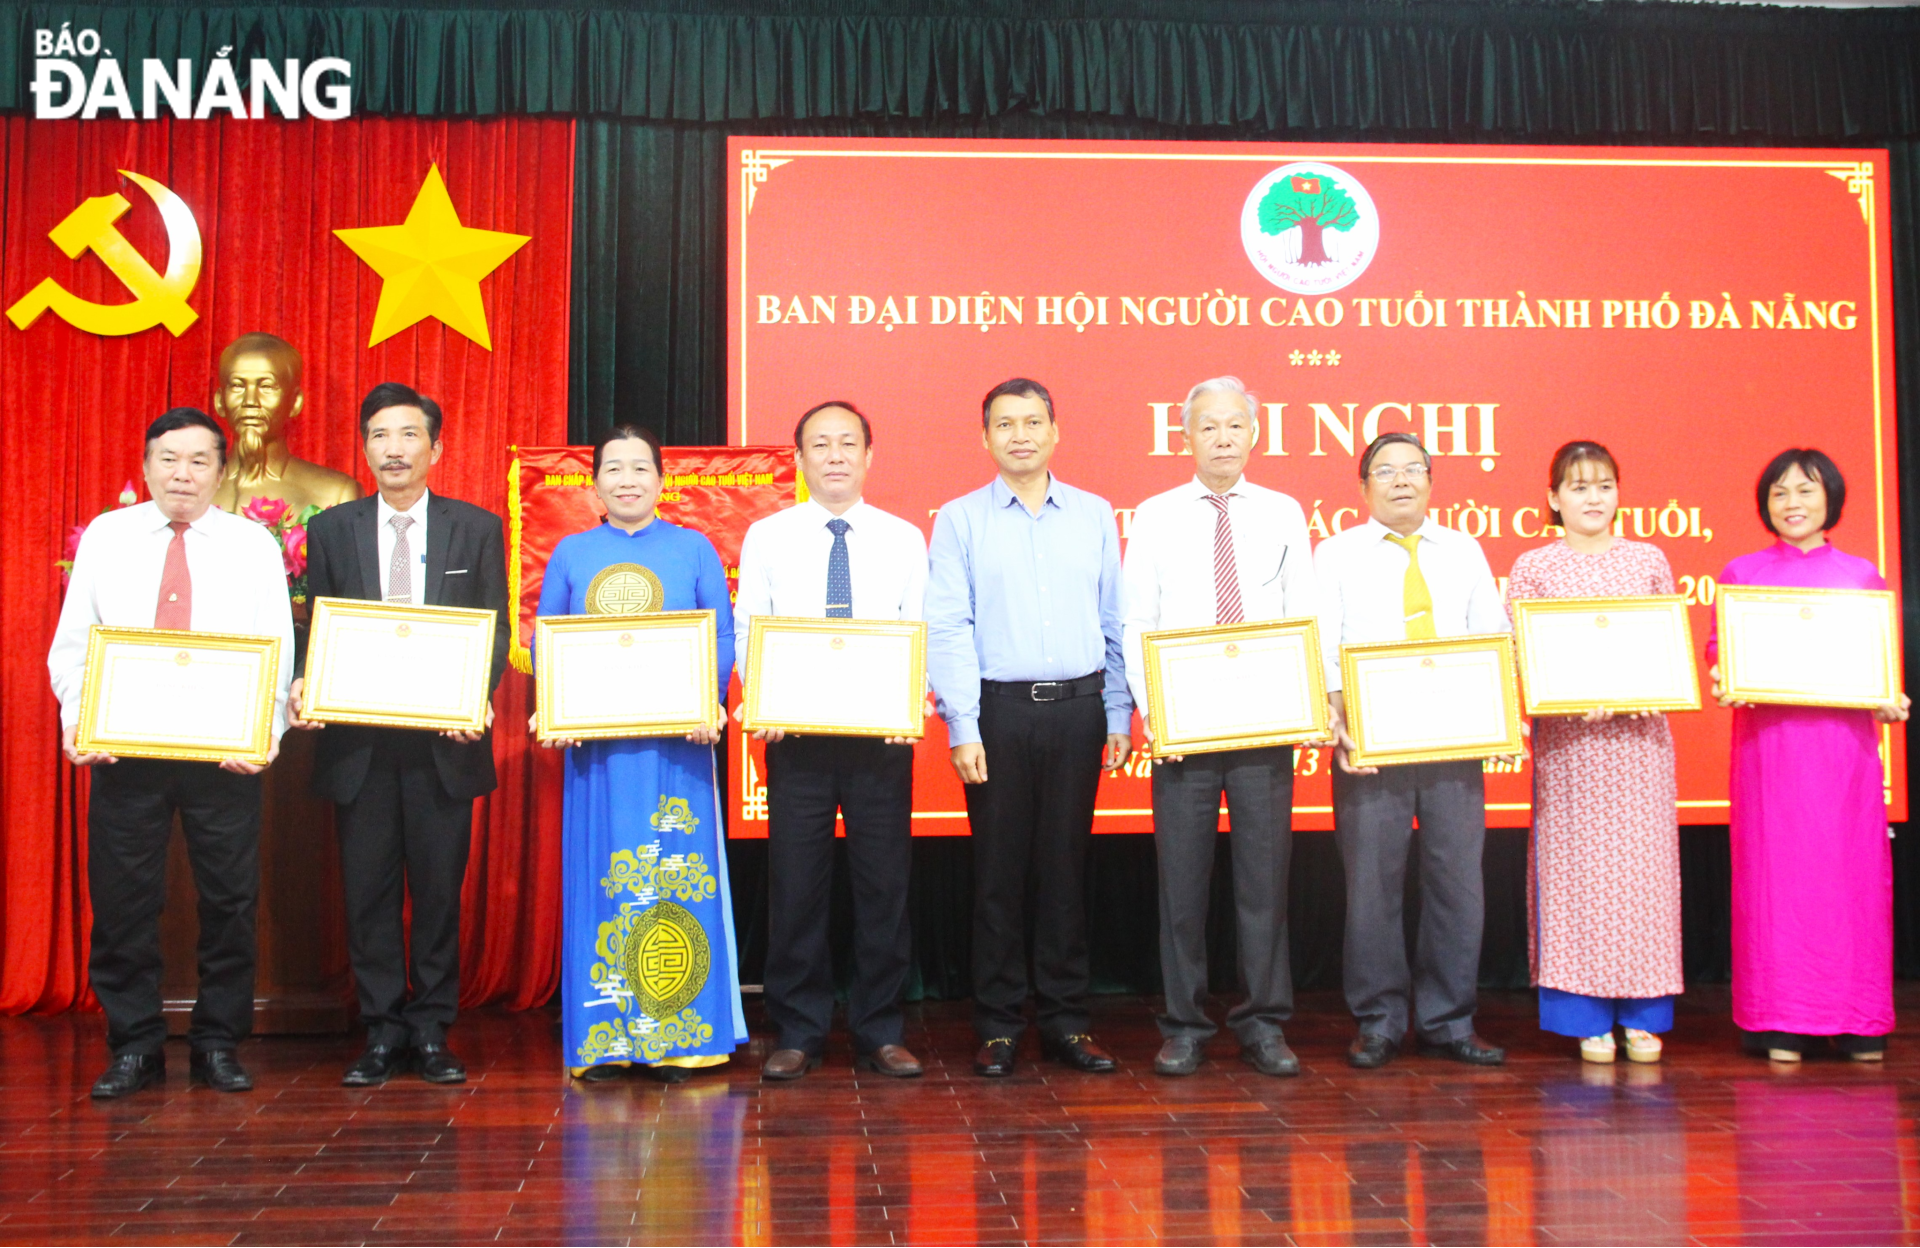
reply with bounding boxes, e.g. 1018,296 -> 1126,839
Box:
925,475 -> 1132,748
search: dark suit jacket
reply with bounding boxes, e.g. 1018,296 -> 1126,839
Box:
297,493 -> 511,805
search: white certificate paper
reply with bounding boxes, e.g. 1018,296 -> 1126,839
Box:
537,612 -> 715,739
1345,634 -> 1521,767
303,599 -> 496,731
1719,587 -> 1899,707
1143,621 -> 1327,756
745,618 -> 926,737
1514,596 -> 1700,714
79,629 -> 278,763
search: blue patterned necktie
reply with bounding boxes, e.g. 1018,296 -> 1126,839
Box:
825,517 -> 852,618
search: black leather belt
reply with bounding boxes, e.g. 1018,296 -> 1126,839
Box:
981,673 -> 1105,702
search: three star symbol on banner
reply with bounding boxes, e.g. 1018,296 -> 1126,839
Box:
334,164 -> 529,350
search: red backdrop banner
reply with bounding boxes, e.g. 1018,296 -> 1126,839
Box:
727,137 -> 1905,836
506,445 -> 801,674
0,116 -> 574,1013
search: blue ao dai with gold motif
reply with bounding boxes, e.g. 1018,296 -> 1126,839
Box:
537,518 -> 745,1070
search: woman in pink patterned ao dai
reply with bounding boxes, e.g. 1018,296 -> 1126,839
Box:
1506,442 -> 1683,1064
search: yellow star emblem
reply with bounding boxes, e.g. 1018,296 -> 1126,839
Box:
333,164 -> 529,350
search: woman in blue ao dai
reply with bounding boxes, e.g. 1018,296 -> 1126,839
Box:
535,425 -> 746,1082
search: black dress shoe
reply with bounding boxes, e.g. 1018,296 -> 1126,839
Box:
91,1052 -> 165,1099
974,1038 -> 1017,1078
1424,1034 -> 1506,1066
576,1063 -> 625,1083
1241,1036 -> 1301,1078
417,1043 -> 467,1084
189,1049 -> 253,1092
342,1043 -> 408,1087
643,1063 -> 694,1084
1154,1036 -> 1203,1077
1042,1033 -> 1117,1073
1348,1033 -> 1399,1069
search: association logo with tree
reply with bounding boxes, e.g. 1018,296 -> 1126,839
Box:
1240,162 -> 1380,294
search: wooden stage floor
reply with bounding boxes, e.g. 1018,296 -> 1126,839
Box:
4,986 -> 1920,1246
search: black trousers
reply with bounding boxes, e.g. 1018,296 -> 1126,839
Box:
763,734 -> 913,1055
1150,746 -> 1296,1043
1333,759 -> 1486,1045
964,689 -> 1106,1043
87,759 -> 262,1056
336,731 -> 473,1047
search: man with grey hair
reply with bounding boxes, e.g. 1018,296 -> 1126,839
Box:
1121,376 -> 1317,1077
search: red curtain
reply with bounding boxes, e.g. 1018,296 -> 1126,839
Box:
0,115 -> 574,1013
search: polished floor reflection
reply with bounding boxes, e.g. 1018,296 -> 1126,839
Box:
4,987 -> 1919,1245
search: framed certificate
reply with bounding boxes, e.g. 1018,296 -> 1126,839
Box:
1511,595 -> 1701,716
302,597 -> 496,732
742,616 -> 927,738
1715,585 -> 1900,709
1341,633 -> 1523,769
75,626 -> 280,765
534,610 -> 719,742
1140,619 -> 1330,758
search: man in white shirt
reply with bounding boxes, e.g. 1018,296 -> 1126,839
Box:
1314,431 -> 1511,1070
1122,376 -> 1317,1080
48,409 -> 294,1100
734,401 -> 929,1082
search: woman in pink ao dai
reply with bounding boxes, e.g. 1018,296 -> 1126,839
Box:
1506,441 -> 1684,1064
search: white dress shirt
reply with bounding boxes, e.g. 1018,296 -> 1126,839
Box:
733,498 -> 928,659
1312,515 -> 1510,692
1121,475 -> 1318,713
376,488 -> 431,602
49,501 -> 296,739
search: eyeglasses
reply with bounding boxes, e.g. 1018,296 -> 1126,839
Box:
1367,462 -> 1430,483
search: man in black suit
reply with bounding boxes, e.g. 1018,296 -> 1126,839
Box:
288,382 -> 509,1087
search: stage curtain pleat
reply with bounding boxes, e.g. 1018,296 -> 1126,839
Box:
0,115 -> 574,1014
7,2 -> 1920,138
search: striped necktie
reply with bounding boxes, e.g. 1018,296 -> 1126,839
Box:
1204,494 -> 1244,625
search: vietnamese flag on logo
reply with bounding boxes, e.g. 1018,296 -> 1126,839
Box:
1290,175 -> 1322,194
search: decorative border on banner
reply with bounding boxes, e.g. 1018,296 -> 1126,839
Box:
732,144 -> 1888,825
506,447 -> 532,674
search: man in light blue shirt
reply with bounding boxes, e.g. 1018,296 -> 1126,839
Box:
926,378 -> 1132,1078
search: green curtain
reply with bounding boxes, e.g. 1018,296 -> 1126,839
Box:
7,1 -> 1920,136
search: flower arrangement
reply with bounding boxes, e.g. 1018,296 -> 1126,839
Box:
239,496 -> 323,607
57,481 -> 139,583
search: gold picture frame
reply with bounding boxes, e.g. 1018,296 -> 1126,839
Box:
741,616 -> 927,739
1341,633 -> 1523,769
302,597 -> 496,732
1141,618 -> 1330,758
1715,584 -> 1900,709
1511,595 -> 1702,716
534,609 -> 720,742
75,626 -> 280,765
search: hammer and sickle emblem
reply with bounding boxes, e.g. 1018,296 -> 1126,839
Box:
6,170 -> 202,337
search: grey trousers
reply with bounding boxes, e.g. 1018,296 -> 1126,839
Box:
1333,759 -> 1486,1045
1150,746 -> 1295,1043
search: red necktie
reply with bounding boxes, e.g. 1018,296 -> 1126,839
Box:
1205,494 -> 1244,624
154,520 -> 192,630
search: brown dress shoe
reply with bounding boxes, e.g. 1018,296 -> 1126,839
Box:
856,1044 -> 924,1078
762,1048 -> 821,1081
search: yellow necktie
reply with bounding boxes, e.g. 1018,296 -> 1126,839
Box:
1385,533 -> 1437,640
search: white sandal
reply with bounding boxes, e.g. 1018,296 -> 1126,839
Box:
1579,1033 -> 1616,1064
1623,1029 -> 1663,1063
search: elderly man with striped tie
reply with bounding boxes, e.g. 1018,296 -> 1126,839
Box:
1122,376 -> 1318,1079
1313,430 -> 1511,1070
